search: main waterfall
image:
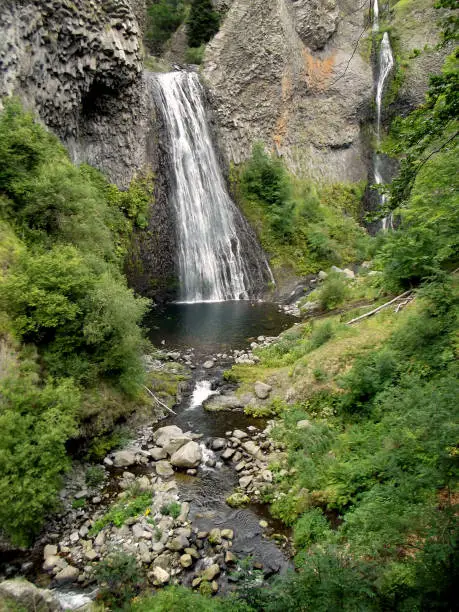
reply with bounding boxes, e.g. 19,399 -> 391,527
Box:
154,71 -> 270,303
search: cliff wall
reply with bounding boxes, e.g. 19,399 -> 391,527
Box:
0,0 -> 151,187
203,0 -> 374,183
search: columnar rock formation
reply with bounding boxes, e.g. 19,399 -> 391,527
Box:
203,0 -> 374,183
0,0 -> 150,186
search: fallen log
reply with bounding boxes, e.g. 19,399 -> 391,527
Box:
346,290 -> 413,325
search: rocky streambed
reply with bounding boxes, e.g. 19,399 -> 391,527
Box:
1,306 -> 297,610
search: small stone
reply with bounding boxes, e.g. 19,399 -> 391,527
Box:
201,564 -> 220,581
221,529 -> 234,540
43,544 -> 58,559
343,268 -> 355,279
103,457 -> 113,467
180,553 -> 193,568
197,531 -> 208,539
232,429 -> 248,440
211,438 -> 227,451
259,520 -> 269,529
221,447 -> 235,461
92,496 -> 101,504
192,577 -> 202,588
239,475 -> 253,489
112,450 -> 137,468
318,270 -> 328,280
155,460 -> 174,478
150,447 -> 168,460
208,528 -> 222,544
226,492 -> 250,507
184,547 -> 200,559
94,531 -> 105,547
79,525 -> 88,538
225,551 -> 236,564
235,461 -> 246,472
297,419 -> 312,429
167,535 -> 190,551
69,532 -> 79,544
85,549 -> 98,561
211,580 -> 219,593
203,360 -> 214,369
151,566 -> 170,585
187,468 -> 197,476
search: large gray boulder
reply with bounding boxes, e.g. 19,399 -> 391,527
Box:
112,449 -> 137,467
170,441 -> 202,468
0,579 -> 62,611
154,425 -> 185,448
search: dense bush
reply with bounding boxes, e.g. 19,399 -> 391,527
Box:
94,551 -> 145,608
187,0 -> 220,48
0,100 -> 152,545
0,348 -> 78,546
235,144 -> 369,275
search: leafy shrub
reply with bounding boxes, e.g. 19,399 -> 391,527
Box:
160,501 -> 181,518
187,0 -> 220,48
293,508 -> 331,550
0,352 -> 78,545
317,273 -> 350,311
85,465 -> 106,488
94,551 -> 144,608
185,44 -> 206,64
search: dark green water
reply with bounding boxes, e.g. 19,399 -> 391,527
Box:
144,301 -> 294,353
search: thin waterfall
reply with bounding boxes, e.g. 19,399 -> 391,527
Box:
372,2 -> 394,229
154,71 -> 271,302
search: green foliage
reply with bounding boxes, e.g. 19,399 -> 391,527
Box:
94,551 -> 145,608
72,498 -> 86,509
185,44 -> 206,64
187,0 -> 220,48
130,586 -> 252,611
85,465 -> 106,488
0,351 -> 78,545
258,279 -> 459,611
316,273 -> 350,311
146,0 -> 186,54
235,145 -> 369,276
160,501 -> 181,518
378,50 -> 459,288
89,491 -> 152,535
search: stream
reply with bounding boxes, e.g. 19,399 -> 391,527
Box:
1,301 -> 296,608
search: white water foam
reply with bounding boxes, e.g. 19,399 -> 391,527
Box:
188,380 -> 218,410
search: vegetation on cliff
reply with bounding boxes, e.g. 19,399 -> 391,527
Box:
0,101 -> 153,545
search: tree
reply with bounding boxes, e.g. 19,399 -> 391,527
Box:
187,0 -> 220,48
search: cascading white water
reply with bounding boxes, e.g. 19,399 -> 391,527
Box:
372,0 -> 379,32
372,1 -> 394,229
375,32 -> 394,139
155,71 -> 259,303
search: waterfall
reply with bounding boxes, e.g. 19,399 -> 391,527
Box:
372,2 -> 394,229
154,71 -> 271,303
372,0 -> 379,32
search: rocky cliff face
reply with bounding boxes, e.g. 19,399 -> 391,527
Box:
0,0 -> 150,187
203,0 -> 374,183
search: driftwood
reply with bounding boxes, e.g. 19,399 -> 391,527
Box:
346,290 -> 413,325
143,385 -> 177,415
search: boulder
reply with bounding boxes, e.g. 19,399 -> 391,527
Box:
203,360 -> 215,369
226,492 -> 250,507
201,564 -> 220,581
204,395 -> 244,412
170,441 -> 202,468
112,450 -> 137,468
239,475 -> 253,489
0,579 -> 61,612
167,534 -> 190,551
154,425 -> 185,447
162,435 -> 192,456
208,528 -> 222,544
241,440 -> 264,460
254,381 -> 272,399
318,270 -> 328,280
54,565 -> 79,585
232,429 -> 248,440
343,268 -> 355,279
221,529 -> 234,540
